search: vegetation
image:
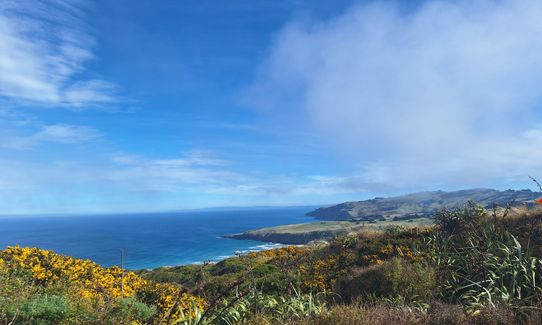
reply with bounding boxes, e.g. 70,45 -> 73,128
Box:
141,203 -> 542,324
0,246 -> 205,324
307,188 -> 540,221
3,202 -> 542,323
224,218 -> 434,244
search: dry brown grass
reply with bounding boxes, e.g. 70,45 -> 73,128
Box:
291,303 -> 539,325
311,305 -> 427,325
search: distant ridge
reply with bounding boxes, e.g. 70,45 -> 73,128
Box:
307,188 -> 541,221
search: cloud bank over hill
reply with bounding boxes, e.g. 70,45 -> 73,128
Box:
248,0 -> 542,188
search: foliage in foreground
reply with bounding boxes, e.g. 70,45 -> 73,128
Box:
431,204 -> 542,314
0,246 -> 205,324
141,203 -> 542,324
3,202 -> 542,324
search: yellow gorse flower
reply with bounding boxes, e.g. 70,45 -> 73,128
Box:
0,246 -> 205,322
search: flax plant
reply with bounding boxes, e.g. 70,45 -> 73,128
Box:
429,203 -> 542,315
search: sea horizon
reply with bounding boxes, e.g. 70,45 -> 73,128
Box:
0,206 -> 317,270
0,204 -> 325,219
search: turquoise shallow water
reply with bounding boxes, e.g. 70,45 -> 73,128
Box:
0,207 -> 315,270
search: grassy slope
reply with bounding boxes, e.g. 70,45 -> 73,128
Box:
244,218 -> 435,233
224,218 -> 434,244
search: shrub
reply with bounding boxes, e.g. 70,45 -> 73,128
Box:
334,265 -> 387,301
109,298 -> 156,322
212,258 -> 245,276
382,258 -> 435,302
334,258 -> 435,304
0,246 -> 206,324
19,294 -> 70,324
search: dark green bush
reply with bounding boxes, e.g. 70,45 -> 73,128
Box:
252,263 -> 279,277
334,258 -> 435,303
334,265 -> 387,301
212,258 -> 245,276
109,298 -> 156,322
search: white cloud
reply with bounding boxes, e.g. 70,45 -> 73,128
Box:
248,0 -> 542,189
108,152 -> 240,192
1,124 -> 102,149
0,1 -> 118,107
0,147 -> 370,213
33,124 -> 102,144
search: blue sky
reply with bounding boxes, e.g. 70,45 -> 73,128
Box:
1,0 -> 541,214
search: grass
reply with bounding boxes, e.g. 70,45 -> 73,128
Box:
225,217 -> 434,245
246,218 -> 434,233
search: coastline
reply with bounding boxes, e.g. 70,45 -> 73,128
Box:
222,218 -> 434,246
185,241 -> 286,265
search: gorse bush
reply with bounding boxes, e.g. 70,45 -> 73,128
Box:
0,246 -> 147,299
0,246 -> 205,324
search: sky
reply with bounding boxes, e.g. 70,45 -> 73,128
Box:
1,0 -> 542,215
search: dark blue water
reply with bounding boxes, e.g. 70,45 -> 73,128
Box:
0,207 -> 315,270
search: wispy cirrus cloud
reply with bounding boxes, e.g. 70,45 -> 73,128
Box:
1,124 -> 102,149
32,124 -> 102,144
247,0 -> 542,190
0,0 -> 118,107
0,147 -> 367,213
109,151 -> 239,192
108,153 -> 368,198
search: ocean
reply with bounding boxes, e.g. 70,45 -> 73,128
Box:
0,206 -> 315,270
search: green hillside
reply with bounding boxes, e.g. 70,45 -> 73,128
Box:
224,218 -> 434,244
307,188 -> 540,221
